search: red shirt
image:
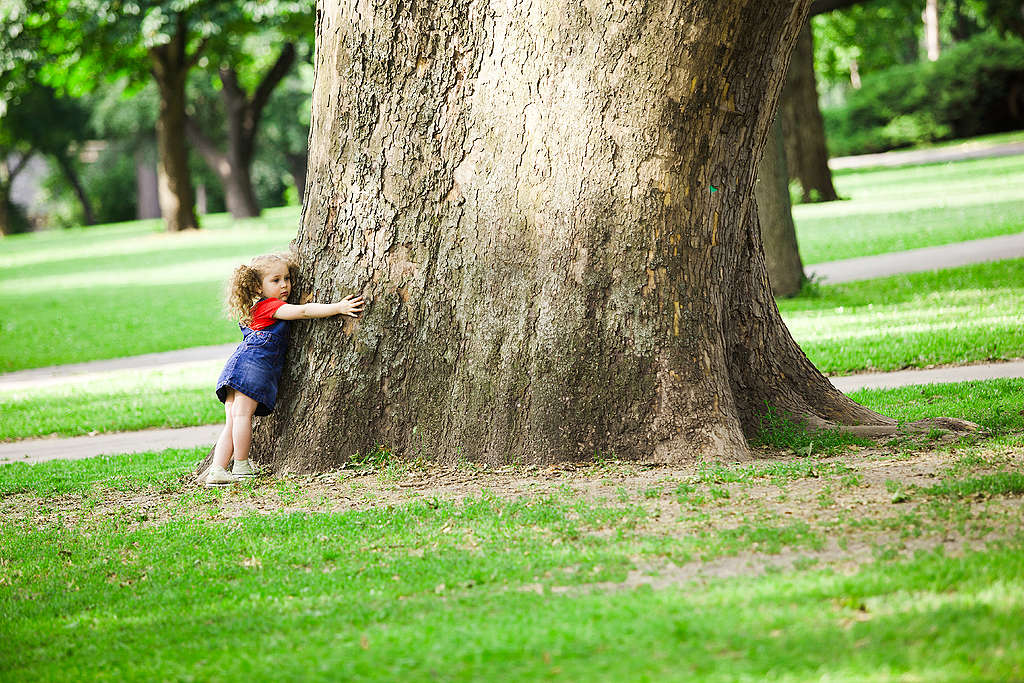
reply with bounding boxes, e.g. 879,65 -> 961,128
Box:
249,298 -> 286,330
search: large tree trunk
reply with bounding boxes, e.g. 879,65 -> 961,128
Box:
756,116 -> 805,297
150,22 -> 199,233
250,0 -> 891,473
781,20 -> 839,203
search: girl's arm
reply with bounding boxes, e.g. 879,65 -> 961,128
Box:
274,294 -> 366,321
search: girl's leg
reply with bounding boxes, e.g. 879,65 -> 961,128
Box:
211,392 -> 235,470
230,391 -> 260,463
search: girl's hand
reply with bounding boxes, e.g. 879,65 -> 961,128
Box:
338,294 -> 366,318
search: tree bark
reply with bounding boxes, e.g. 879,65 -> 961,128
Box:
54,151 -> 95,226
248,0 -> 891,473
781,20 -> 839,203
756,116 -> 805,297
187,43 -> 297,219
149,18 -> 199,232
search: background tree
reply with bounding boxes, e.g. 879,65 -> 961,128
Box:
757,116 -> 806,296
781,20 -> 840,203
247,0 -> 893,473
15,1 -> 311,232
186,20 -> 313,218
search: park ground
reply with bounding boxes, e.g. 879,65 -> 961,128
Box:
2,142 -> 1024,680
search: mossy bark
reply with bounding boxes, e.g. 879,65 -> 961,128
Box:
250,0 -> 891,473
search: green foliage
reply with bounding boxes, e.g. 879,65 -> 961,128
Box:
823,32 -> 1024,156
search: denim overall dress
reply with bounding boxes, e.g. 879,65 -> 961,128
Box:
216,318 -> 291,416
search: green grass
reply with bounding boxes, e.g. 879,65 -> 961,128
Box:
922,472 -> 1024,499
0,207 -> 299,372
0,447 -> 204,496
2,462 -> 1022,680
780,259 -> 1024,374
794,154 -> 1024,264
849,378 -> 1024,440
0,362 -> 221,441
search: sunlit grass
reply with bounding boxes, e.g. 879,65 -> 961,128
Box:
780,259 -> 1024,374
0,209 -> 298,372
0,362 -> 222,440
795,154 -> 1024,264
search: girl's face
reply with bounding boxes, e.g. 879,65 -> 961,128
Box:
260,262 -> 291,302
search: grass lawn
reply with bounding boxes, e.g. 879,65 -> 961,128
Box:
778,258 -> 1024,374
3,426 -> 1023,680
794,154 -> 1024,264
0,207 -> 300,373
0,362 -> 221,441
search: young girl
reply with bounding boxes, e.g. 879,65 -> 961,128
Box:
199,252 -> 365,487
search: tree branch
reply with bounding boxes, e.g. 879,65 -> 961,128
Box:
251,43 -> 297,119
186,36 -> 211,70
9,152 -> 33,180
184,116 -> 228,177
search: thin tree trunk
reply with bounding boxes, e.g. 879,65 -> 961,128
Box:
149,16 -> 199,232
781,20 -> 839,203
756,116 -> 805,297
0,186 -> 10,237
244,0 -> 890,474
54,152 -> 95,225
135,145 -> 162,220
925,0 -> 941,61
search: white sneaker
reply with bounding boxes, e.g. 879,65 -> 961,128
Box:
232,459 -> 257,479
204,465 -> 236,488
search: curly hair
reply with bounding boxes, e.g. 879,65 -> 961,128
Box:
224,252 -> 299,326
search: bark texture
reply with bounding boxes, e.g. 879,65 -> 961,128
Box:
251,0 -> 891,472
186,44 -> 297,219
780,21 -> 839,203
756,116 -> 805,297
149,17 -> 199,232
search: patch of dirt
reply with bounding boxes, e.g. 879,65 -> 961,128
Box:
4,446 -> 1023,589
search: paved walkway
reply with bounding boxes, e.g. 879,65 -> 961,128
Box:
806,231 -> 1024,284
0,344 -> 236,391
830,140 -> 1024,170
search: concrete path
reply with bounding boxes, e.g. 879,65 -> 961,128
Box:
4,361 -> 1024,466
806,231 -> 1024,284
830,140 -> 1024,170
0,344 -> 236,391
0,426 -> 221,466
828,359 -> 1024,392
